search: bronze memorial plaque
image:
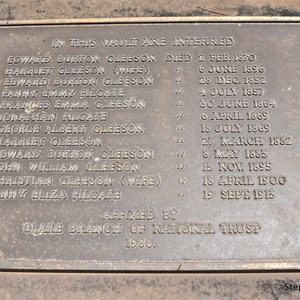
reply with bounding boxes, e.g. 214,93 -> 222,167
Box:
0,20 -> 299,271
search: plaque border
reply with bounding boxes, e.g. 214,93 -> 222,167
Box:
0,16 -> 300,26
0,17 -> 299,271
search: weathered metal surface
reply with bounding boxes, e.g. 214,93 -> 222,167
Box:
0,21 -> 299,271
1,272 -> 300,299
